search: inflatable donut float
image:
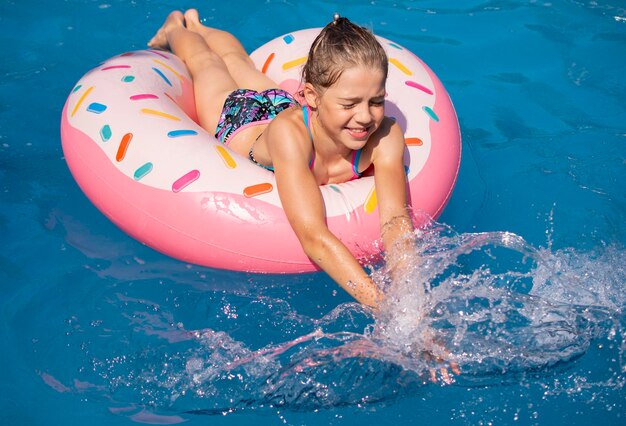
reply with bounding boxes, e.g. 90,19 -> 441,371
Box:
60,28 -> 461,273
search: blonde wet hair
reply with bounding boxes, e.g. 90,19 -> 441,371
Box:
302,15 -> 388,92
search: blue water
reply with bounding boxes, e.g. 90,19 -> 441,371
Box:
1,0 -> 625,425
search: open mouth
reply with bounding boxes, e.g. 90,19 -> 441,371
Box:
346,126 -> 370,139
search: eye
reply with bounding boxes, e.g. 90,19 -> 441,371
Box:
370,99 -> 385,106
341,103 -> 356,109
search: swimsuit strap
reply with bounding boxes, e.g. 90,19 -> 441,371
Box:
302,106 -> 315,170
351,148 -> 363,179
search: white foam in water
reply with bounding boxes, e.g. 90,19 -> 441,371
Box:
57,221 -> 625,415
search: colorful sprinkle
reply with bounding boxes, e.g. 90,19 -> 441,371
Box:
122,75 -> 135,83
283,34 -> 295,44
152,59 -> 184,81
71,86 -> 94,117
116,133 -> 133,162
140,108 -> 181,121
423,106 -> 439,122
262,53 -> 275,74
101,65 -> 131,71
389,58 -> 412,75
167,130 -> 198,138
120,52 -> 134,57
244,183 -> 273,198
388,42 -> 403,50
329,185 -> 342,193
282,57 -> 307,70
405,80 -> 434,95
134,162 -> 153,180
152,67 -> 172,86
364,186 -> 377,214
405,137 -> 423,146
72,84 -> 82,93
87,102 -> 107,114
100,125 -> 112,142
215,145 -> 236,169
130,94 -> 159,101
148,49 -> 169,59
172,170 -> 200,193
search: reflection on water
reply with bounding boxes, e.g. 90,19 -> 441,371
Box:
32,218 -> 625,420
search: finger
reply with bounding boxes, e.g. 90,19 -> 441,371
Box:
450,362 -> 461,375
429,368 -> 437,383
440,368 -> 452,384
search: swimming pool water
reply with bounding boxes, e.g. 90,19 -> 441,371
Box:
1,0 -> 625,425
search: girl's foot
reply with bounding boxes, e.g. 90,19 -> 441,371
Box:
147,11 -> 185,50
183,8 -> 202,32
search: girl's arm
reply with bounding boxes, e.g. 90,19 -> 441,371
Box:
371,119 -> 415,273
267,117 -> 384,309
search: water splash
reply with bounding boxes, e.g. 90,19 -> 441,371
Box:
42,222 -> 625,417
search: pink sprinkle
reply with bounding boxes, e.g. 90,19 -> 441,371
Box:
148,49 -> 169,59
172,170 -> 200,193
101,65 -> 131,71
405,80 -> 434,95
130,94 -> 159,101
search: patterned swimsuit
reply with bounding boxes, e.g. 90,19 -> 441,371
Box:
214,88 -> 298,144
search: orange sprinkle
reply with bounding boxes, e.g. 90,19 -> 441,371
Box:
71,86 -> 94,117
262,53 -> 275,74
406,137 -> 423,146
364,185 -> 377,214
244,183 -> 273,198
215,146 -> 237,169
282,56 -> 307,70
116,133 -> 133,162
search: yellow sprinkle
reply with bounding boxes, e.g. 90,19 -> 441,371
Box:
140,108 -> 181,121
153,59 -> 184,81
282,57 -> 307,70
364,185 -> 377,214
71,86 -> 94,117
215,145 -> 237,169
389,58 -> 412,76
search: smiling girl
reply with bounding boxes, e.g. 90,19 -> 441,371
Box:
148,9 -> 415,309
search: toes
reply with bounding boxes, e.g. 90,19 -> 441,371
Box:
184,8 -> 200,24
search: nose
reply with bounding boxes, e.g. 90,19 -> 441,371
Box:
354,103 -> 374,125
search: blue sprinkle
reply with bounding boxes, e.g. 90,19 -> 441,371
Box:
72,84 -> 82,93
87,102 -> 107,114
283,34 -> 295,44
122,75 -> 135,83
100,124 -> 112,142
167,130 -> 198,138
329,185 -> 342,193
404,165 -> 410,175
152,67 -> 172,87
134,162 -> 153,180
423,106 -> 439,122
388,42 -> 403,50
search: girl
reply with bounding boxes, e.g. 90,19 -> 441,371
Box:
148,10 -> 415,310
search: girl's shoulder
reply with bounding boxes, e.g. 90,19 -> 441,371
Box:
268,105 -> 307,138
265,106 -> 313,158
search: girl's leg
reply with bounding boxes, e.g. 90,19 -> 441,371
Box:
148,11 -> 238,134
184,9 -> 279,92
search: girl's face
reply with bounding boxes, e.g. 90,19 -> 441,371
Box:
307,66 -> 386,150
